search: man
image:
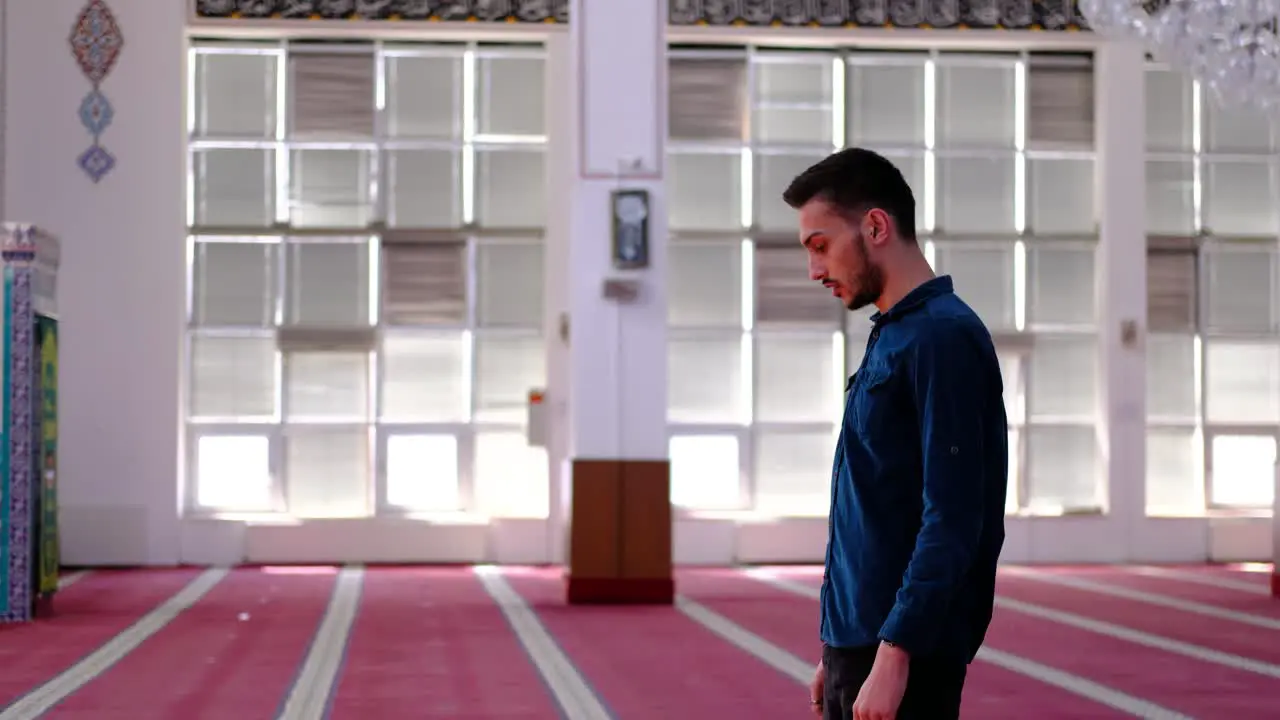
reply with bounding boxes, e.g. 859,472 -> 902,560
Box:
783,148 -> 1008,720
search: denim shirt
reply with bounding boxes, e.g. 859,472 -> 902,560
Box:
819,275 -> 1008,662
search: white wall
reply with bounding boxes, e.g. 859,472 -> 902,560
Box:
5,0 -> 186,565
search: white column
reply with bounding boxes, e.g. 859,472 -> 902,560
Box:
564,0 -> 668,462
4,0 -> 186,565
544,0 -> 667,566
1094,40 -> 1148,554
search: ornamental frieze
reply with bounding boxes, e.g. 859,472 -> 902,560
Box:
194,0 -> 1088,30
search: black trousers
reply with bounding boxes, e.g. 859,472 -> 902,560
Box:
822,644 -> 968,720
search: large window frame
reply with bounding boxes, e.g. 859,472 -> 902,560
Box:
1145,61 -> 1280,514
184,39 -> 548,519
666,46 -> 1101,518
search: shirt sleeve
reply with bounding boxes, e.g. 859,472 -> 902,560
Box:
877,323 -> 989,656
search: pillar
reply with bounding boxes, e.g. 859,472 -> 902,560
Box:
545,0 -> 672,603
4,0 -> 185,565
1094,40 -> 1148,553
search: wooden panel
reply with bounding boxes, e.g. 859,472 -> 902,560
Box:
567,460 -> 621,579
619,460 -> 672,580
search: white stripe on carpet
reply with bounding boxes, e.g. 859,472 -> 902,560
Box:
1004,566 -> 1280,631
473,566 -> 611,720
0,567 -> 228,719
1125,566 -> 1271,597
276,565 -> 364,720
747,570 -> 1194,719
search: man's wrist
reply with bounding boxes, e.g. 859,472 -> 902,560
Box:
878,639 -> 910,664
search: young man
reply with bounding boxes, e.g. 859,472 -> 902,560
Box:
783,148 -> 1008,720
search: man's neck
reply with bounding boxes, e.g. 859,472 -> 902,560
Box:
873,254 -> 937,315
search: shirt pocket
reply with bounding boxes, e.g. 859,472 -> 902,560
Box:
852,364 -> 895,436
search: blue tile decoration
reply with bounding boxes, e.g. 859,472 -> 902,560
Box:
77,145 -> 117,184
78,90 -> 114,136
69,0 -> 124,184
192,0 -> 1086,30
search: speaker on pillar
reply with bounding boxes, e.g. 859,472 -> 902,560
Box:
566,459 -> 673,604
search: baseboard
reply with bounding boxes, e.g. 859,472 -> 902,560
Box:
565,574 -> 674,605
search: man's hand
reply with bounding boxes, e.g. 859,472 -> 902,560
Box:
852,642 -> 910,720
809,660 -> 825,717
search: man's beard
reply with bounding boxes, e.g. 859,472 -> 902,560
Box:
845,232 -> 884,311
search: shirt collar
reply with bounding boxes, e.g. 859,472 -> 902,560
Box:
868,275 -> 954,326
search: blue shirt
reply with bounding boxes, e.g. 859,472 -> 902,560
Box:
820,275 -> 1007,662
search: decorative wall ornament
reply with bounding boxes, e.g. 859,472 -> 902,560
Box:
193,0 -> 570,22
667,0 -> 1088,30
193,0 -> 1086,29
69,0 -> 124,183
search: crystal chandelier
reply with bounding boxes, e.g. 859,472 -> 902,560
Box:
1081,0 -> 1280,111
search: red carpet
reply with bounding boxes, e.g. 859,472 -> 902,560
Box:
778,563 -> 1280,712
43,567 -> 336,719
0,569 -> 200,709
327,567 -> 560,719
502,567 -> 805,719
996,573 -> 1280,667
676,569 -> 1130,719
1059,567 -> 1280,616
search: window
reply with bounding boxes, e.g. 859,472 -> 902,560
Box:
1146,59 -> 1280,511
1210,435 -> 1277,508
669,435 -> 741,510
664,48 -> 1100,517
187,40 -> 548,517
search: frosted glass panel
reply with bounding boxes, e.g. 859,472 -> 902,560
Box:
670,435 -> 740,510
1026,425 -> 1099,511
1146,428 -> 1203,515
474,433 -> 549,518
285,352 -> 370,421
189,335 -> 277,419
474,335 -> 544,424
1029,158 -> 1095,236
668,335 -> 744,423
669,242 -> 742,328
1205,341 -> 1280,424
933,242 -> 1016,330
1145,161 -> 1195,236
192,241 -> 277,327
476,242 -> 543,328
1029,335 -> 1097,419
476,149 -> 545,229
284,240 -> 371,327
1204,244 -> 1276,333
1146,334 -> 1198,420
1211,435 -> 1276,507
195,435 -> 273,510
754,431 -> 834,516
757,153 -> 827,231
386,150 -> 461,227
380,333 -> 468,422
193,149 -> 274,227
386,434 -> 459,511
1204,161 -> 1279,237
1027,243 -> 1096,327
755,334 -> 840,423
937,156 -> 1017,234
937,64 -> 1016,148
286,429 -> 370,518
1006,429 -> 1020,513
668,152 -> 742,231
847,62 -> 926,146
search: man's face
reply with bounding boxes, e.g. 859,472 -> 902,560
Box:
798,199 -> 885,311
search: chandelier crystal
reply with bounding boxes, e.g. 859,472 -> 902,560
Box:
1081,0 -> 1280,111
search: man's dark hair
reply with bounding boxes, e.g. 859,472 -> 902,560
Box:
781,147 -> 917,241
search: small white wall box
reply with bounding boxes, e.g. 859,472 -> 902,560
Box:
527,388 -> 548,448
